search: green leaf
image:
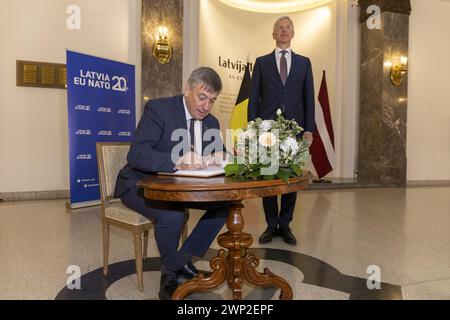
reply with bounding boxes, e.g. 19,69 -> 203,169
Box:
263,175 -> 276,180
276,170 -> 290,183
291,164 -> 302,176
224,163 -> 240,176
280,167 -> 294,176
236,165 -> 247,176
248,170 -> 261,178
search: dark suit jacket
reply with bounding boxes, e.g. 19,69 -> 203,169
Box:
248,50 -> 315,133
114,95 -> 221,198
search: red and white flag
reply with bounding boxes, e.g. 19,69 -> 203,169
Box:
310,71 -> 335,179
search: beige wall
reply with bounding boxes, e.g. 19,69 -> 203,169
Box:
198,0 -> 337,130
195,0 -> 360,178
408,0 -> 450,180
0,0 -> 141,192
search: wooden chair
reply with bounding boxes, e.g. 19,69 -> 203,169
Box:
96,142 -> 189,291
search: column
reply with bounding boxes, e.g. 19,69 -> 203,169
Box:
141,0 -> 183,111
358,0 -> 411,185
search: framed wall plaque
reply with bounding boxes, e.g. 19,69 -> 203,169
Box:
16,60 -> 67,89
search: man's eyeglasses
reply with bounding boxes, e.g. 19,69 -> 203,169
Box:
276,26 -> 294,32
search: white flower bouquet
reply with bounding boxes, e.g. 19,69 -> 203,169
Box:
225,109 -> 310,182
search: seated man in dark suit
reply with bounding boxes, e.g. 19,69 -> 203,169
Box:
115,67 -> 228,300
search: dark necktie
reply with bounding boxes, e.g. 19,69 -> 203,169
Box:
280,50 -> 288,86
189,118 -> 196,152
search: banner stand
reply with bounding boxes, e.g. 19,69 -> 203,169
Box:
65,200 -> 101,210
66,50 -> 135,208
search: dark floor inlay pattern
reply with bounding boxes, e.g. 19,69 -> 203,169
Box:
55,248 -> 402,300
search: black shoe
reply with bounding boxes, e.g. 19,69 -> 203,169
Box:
176,261 -> 199,280
259,227 -> 277,244
158,271 -> 179,300
279,227 -> 297,245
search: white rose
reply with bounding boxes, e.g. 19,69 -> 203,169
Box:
237,131 -> 246,141
238,129 -> 256,141
259,132 -> 277,147
281,137 -> 299,154
276,108 -> 282,116
246,129 -> 256,139
259,120 -> 274,132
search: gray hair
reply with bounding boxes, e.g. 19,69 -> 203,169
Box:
273,16 -> 295,31
187,67 -> 222,93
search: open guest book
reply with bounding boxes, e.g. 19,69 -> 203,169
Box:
157,164 -> 226,178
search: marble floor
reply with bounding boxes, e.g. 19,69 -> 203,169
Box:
1,187 -> 450,300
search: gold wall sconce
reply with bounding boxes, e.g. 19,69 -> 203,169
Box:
152,26 -> 173,64
385,56 -> 408,86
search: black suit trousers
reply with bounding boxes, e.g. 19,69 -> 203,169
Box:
262,192 -> 297,229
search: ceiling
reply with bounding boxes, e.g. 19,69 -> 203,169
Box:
218,0 -> 334,13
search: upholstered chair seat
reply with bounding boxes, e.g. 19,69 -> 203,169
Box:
105,202 -> 151,226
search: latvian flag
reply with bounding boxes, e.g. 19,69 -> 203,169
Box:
310,71 -> 335,179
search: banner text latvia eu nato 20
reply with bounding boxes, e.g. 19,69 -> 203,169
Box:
66,50 -> 136,208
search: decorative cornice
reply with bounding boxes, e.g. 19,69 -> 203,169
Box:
359,0 -> 412,23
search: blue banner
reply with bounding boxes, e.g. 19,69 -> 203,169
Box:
66,50 -> 135,206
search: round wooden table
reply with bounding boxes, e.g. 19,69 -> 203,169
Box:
138,172 -> 312,300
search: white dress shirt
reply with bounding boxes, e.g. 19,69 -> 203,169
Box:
275,47 -> 292,77
183,96 -> 202,155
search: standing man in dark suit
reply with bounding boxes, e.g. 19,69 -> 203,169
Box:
115,67 -> 228,300
248,16 -> 315,245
